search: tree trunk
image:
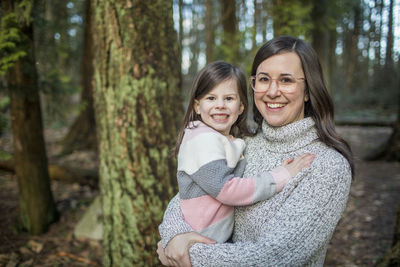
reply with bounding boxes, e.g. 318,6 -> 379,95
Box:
344,1 -> 361,91
251,0 -> 258,52
385,0 -> 394,68
61,0 -> 96,154
311,0 -> 328,79
367,69 -> 400,161
3,0 -> 57,235
92,1 -> 181,265
374,0 -> 383,72
377,203 -> 400,266
205,0 -> 214,64
220,0 -> 238,64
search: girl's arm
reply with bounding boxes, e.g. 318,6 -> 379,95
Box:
162,153 -> 351,266
179,131 -> 313,206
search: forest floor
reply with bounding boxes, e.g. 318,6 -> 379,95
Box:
0,125 -> 399,266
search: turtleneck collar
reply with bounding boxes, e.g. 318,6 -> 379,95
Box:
259,117 -> 319,153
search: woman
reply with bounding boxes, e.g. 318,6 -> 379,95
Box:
157,36 -> 354,267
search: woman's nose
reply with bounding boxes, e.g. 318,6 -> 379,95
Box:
266,81 -> 281,98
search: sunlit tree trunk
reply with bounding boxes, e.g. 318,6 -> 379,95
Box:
252,0 -> 258,52
61,0 -> 96,154
92,0 -> 181,265
261,1 -> 268,43
2,0 -> 57,235
385,0 -> 394,68
374,0 -> 383,72
188,0 -> 201,76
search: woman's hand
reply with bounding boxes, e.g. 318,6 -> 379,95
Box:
157,232 -> 216,267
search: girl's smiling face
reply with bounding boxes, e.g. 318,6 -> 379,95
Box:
254,52 -> 309,127
194,78 -> 244,136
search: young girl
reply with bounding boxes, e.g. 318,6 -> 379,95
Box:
170,61 -> 314,243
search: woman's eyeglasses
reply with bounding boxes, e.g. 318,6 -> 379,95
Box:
250,73 -> 306,93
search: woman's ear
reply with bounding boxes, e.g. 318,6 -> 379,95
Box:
304,88 -> 310,102
194,100 -> 200,114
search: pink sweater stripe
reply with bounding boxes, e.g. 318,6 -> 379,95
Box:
180,196 -> 233,231
215,177 -> 255,205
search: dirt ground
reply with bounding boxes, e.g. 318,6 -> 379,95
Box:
0,125 -> 399,266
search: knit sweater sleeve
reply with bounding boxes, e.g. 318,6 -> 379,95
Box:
187,152 -> 352,266
159,195 -> 193,248
178,128 -> 287,205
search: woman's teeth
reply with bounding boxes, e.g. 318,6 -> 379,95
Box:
267,103 -> 285,108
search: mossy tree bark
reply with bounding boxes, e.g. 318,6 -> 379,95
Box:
92,1 -> 181,266
2,0 -> 57,235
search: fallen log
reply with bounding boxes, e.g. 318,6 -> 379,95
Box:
0,158 -> 98,188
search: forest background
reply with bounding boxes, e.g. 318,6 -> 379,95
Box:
0,0 -> 400,266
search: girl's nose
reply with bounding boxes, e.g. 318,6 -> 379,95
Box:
216,98 -> 225,108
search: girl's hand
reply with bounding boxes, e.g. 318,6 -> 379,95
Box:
283,153 -> 315,177
158,232 -> 216,267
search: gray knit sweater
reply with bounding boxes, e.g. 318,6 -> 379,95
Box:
159,117 -> 352,266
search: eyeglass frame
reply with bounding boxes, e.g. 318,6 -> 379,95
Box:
249,73 -> 306,93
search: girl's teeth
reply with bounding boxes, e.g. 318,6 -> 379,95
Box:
213,115 -> 228,119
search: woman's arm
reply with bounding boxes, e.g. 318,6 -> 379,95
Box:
158,195 -> 193,248
185,154 -> 352,266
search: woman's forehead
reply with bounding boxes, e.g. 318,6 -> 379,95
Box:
257,52 -> 303,74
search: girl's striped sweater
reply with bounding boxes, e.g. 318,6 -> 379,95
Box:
177,121 -> 289,243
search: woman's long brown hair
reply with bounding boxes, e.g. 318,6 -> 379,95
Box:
251,36 -> 355,177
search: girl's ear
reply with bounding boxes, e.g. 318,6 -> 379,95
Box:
194,99 -> 200,114
239,102 -> 244,115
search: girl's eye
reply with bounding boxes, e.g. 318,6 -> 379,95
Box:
225,96 -> 234,101
206,96 -> 215,100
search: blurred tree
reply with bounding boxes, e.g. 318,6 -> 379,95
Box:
385,0 -> 394,69
220,0 -> 239,64
34,0 -> 84,124
61,0 -> 96,154
377,202 -> 400,265
251,0 -> 259,53
343,0 -> 362,91
188,0 -> 202,76
269,0 -> 313,38
205,0 -> 214,64
310,0 -> 333,88
0,0 -> 57,234
92,0 -> 181,265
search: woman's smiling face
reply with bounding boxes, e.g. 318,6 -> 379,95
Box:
254,52 -> 309,127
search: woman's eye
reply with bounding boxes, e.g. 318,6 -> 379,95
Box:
259,76 -> 270,83
281,77 -> 295,83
